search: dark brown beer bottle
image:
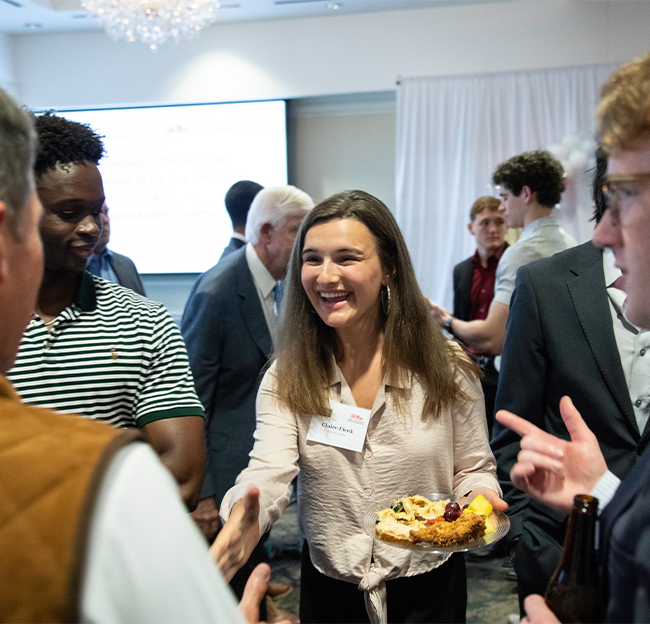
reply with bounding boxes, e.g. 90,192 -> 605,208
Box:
544,494 -> 602,623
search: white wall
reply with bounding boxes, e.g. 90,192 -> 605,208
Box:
7,0 -> 650,313
0,34 -> 16,98
289,92 -> 396,206
9,1 -> 650,109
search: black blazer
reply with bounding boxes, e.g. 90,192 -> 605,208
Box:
181,247 -> 273,503
452,245 -> 507,321
599,442 -> 650,621
452,257 -> 474,321
219,236 -> 246,262
491,241 -> 647,598
111,251 -> 146,297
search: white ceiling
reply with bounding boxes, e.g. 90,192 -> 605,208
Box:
0,0 -> 508,35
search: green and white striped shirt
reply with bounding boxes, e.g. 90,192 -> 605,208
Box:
7,272 -> 204,429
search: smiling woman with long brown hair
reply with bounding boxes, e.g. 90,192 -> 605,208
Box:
213,190 -> 504,624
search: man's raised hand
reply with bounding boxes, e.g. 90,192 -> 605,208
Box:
495,396 -> 608,514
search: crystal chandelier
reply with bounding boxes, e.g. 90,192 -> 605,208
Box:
83,0 -> 220,50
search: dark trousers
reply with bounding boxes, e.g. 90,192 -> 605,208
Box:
513,513 -> 566,616
300,541 -> 467,624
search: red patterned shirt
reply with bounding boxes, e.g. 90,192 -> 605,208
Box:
469,242 -> 508,321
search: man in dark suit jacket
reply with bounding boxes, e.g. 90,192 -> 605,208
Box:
86,203 -> 146,296
219,180 -> 263,262
491,239 -> 646,610
182,185 -> 313,608
491,147 -> 650,610
493,51 -> 650,624
452,196 -> 508,435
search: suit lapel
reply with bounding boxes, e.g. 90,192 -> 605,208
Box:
567,243 -> 638,437
111,253 -> 126,284
454,258 -> 473,320
459,259 -> 473,319
235,252 -> 273,358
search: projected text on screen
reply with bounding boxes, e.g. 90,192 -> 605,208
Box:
60,100 -> 288,274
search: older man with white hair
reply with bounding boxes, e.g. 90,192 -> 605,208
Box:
181,185 -> 312,616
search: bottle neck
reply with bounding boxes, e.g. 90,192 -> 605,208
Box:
559,509 -> 598,578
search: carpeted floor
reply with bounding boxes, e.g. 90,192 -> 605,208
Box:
266,501 -> 520,624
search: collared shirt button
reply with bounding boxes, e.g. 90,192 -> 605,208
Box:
641,348 -> 646,357
364,488 -> 372,497
364,449 -> 372,459
635,398 -> 643,408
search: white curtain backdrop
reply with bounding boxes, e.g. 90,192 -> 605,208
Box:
395,62 -> 617,309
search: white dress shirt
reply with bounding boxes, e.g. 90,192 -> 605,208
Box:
590,250 -> 650,511
245,243 -> 277,339
604,249 -> 650,435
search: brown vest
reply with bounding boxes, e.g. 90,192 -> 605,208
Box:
0,376 -> 141,623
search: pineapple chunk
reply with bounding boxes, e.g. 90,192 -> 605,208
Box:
465,494 -> 493,517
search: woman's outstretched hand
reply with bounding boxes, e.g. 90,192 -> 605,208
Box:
210,486 -> 261,582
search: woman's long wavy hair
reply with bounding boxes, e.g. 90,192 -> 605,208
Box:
273,190 -> 476,419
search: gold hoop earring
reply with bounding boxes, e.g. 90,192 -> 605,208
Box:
381,284 -> 391,316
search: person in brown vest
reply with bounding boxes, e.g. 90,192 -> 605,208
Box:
0,90 -> 270,623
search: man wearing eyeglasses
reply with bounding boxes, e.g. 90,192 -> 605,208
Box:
495,51 -> 650,623
490,147 -> 649,614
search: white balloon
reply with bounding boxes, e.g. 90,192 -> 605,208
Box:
568,150 -> 588,170
563,133 -> 583,151
582,138 -> 597,155
562,160 -> 575,178
552,144 -> 570,160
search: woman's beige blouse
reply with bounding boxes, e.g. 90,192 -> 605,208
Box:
221,360 -> 500,624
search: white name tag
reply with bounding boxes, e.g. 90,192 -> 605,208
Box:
306,400 -> 371,453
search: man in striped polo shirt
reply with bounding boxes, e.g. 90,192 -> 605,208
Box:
6,112 -> 206,510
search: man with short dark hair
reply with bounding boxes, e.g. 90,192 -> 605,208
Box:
6,112 -> 206,510
87,203 -> 146,296
429,150 -> 575,356
220,180 -> 263,261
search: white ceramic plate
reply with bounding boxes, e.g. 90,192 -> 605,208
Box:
364,492 -> 510,553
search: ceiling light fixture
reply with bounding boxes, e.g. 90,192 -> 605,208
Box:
83,0 -> 221,50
